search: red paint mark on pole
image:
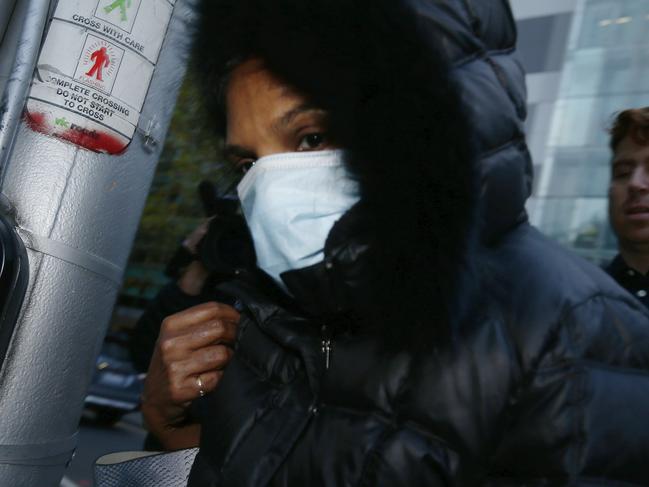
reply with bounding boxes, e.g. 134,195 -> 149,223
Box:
25,111 -> 129,155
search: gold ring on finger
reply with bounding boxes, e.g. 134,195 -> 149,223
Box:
196,375 -> 205,397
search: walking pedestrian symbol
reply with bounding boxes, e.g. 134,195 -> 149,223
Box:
86,47 -> 110,81
74,36 -> 124,94
104,0 -> 131,22
96,0 -> 142,33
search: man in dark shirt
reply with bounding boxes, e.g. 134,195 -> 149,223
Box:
607,256 -> 649,308
606,107 -> 649,310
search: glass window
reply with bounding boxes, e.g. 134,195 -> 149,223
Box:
516,14 -> 572,73
578,0 -> 649,49
535,197 -> 613,263
563,46 -> 649,98
549,94 -> 649,149
545,148 -> 610,198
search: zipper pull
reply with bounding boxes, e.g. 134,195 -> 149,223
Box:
321,325 -> 332,370
321,338 -> 332,369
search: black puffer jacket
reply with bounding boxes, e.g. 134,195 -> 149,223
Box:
189,0 -> 649,485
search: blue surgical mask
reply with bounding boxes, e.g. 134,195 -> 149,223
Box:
237,149 -> 360,289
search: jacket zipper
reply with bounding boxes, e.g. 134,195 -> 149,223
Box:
321,325 -> 332,370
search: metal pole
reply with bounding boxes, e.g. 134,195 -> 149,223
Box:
0,0 -> 18,44
0,0 -> 51,188
0,0 -> 198,485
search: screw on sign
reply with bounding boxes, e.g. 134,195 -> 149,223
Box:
104,0 -> 132,22
85,47 -> 110,81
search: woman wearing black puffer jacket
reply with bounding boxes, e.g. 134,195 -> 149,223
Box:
141,0 -> 649,485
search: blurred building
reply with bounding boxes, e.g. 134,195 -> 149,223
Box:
512,0 -> 649,264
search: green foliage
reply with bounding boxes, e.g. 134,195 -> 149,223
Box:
119,69 -> 236,303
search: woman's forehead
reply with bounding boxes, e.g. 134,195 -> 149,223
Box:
225,61 -> 316,138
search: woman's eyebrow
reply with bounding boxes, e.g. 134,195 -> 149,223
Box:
223,144 -> 256,162
272,104 -> 323,132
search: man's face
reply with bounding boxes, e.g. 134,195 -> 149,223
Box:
223,59 -> 331,173
609,135 -> 649,249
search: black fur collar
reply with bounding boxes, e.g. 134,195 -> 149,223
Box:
194,0 -> 479,348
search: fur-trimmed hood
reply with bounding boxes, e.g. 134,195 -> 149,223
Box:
193,0 -> 531,346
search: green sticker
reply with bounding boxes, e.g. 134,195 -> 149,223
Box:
104,0 -> 132,22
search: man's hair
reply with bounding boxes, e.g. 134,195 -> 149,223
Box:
610,107 -> 649,151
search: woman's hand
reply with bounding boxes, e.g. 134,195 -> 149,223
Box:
141,301 -> 240,450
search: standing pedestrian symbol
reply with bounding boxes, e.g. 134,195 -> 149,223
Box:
104,0 -> 132,22
86,47 -> 110,81
75,36 -> 124,93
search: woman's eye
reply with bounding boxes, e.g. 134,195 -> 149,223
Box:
297,133 -> 326,151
